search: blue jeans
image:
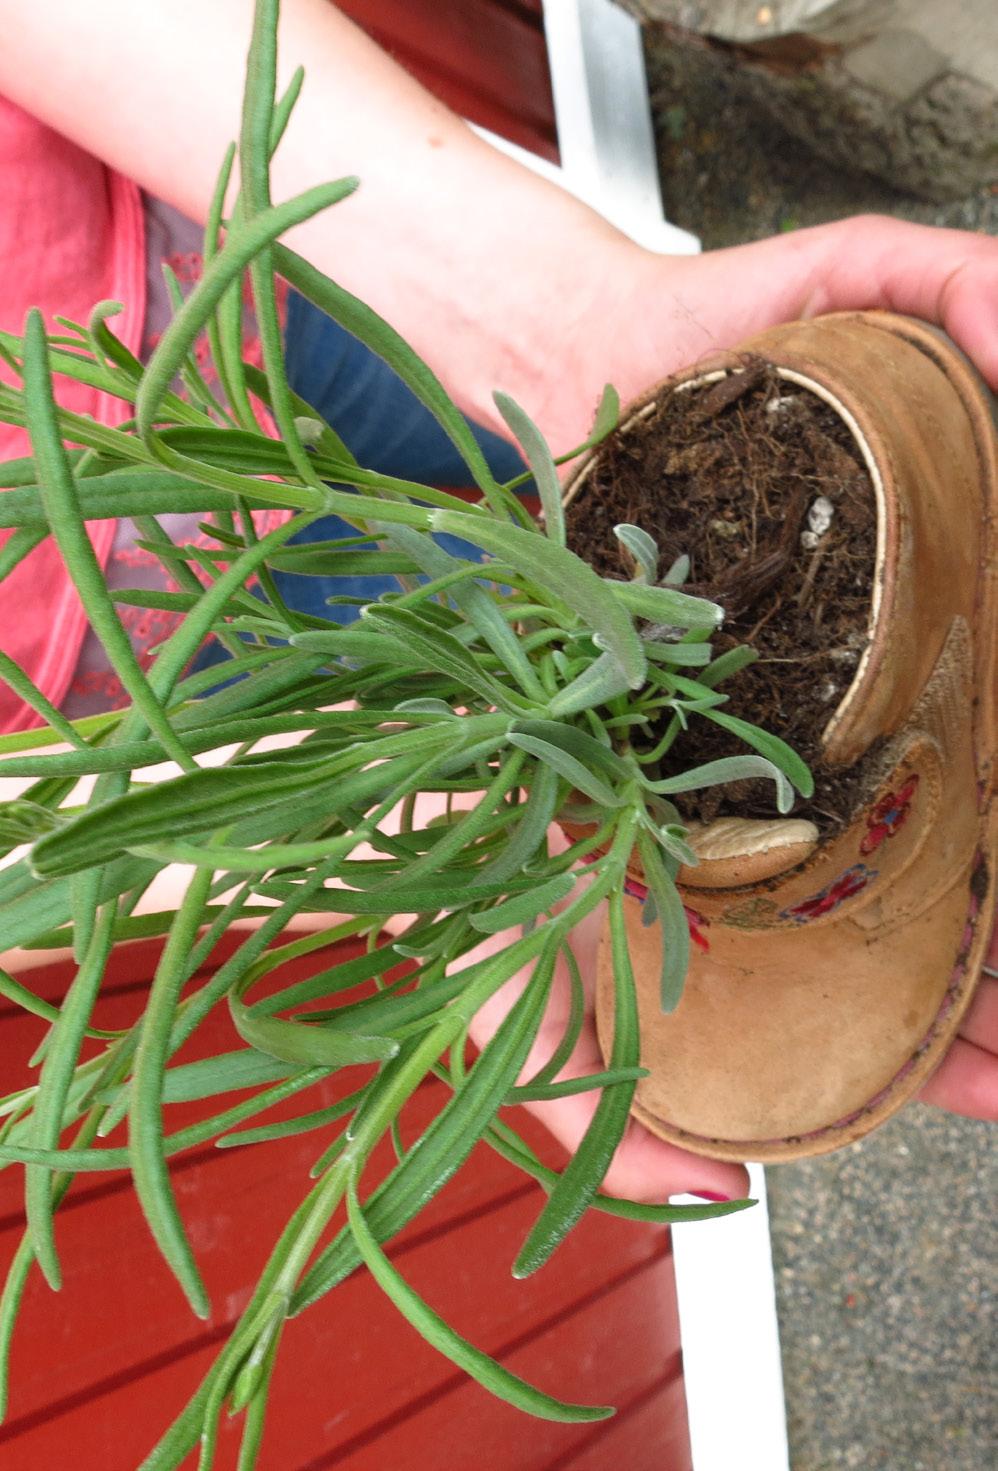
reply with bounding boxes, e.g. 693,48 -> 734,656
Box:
192,293 -> 526,673
279,291 -> 524,615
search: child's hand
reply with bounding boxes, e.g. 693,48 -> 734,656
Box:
918,920 -> 998,1121
465,836 -> 750,1207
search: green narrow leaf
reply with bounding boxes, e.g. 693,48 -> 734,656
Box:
364,750 -> 525,893
506,732 -> 620,808
479,761 -> 559,885
0,653 -> 88,748
292,931 -> 559,1312
0,1232 -> 35,1421
346,1178 -> 613,1423
30,762 -> 320,877
430,509 -> 646,689
0,966 -> 113,1038
608,577 -> 722,630
524,939 -> 586,1090
103,1049 -> 300,1113
242,363 -> 358,468
68,866 -> 99,966
0,1104 -> 111,1420
702,708 -> 813,798
229,998 -> 399,1068
493,391 -> 564,545
509,1067 -> 648,1103
502,382 -> 620,494
510,720 -> 631,783
642,753 -> 795,812
468,873 -> 575,933
160,265 -> 233,422
24,902 -> 116,1287
216,1088 -> 364,1149
513,886 -> 640,1279
137,179 -> 359,440
87,300 -> 144,381
381,525 -> 546,703
240,0 -> 318,493
359,604 -> 531,714
30,714 -> 439,875
699,643 -> 758,688
233,1317 -> 284,1469
613,524 -> 659,582
642,639 -> 713,668
546,650 -> 635,719
130,868 -> 214,1318
22,310 -> 195,770
484,1120 -> 753,1225
273,243 -> 517,520
0,526 -> 45,582
245,942 -> 406,1019
589,383 -> 620,444
636,830 -> 690,1013
0,1068 -> 331,1175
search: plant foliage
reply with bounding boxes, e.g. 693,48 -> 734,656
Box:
0,2 -> 810,1462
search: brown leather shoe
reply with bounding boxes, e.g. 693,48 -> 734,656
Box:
591,312 -> 997,1161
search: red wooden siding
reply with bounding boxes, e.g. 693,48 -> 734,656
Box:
336,0 -> 559,161
0,933 -> 690,1469
0,7 -> 689,1466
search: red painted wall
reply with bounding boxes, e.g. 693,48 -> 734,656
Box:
337,0 -> 559,161
0,6 -> 689,1466
0,934 -> 690,1468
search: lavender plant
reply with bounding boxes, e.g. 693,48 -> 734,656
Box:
0,2 -> 811,1463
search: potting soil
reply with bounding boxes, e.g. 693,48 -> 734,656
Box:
565,359 -> 878,829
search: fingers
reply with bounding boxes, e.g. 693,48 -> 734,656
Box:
795,217 -> 998,389
668,217 -> 998,391
465,876 -> 752,1204
985,912 -> 998,972
918,1036 -> 998,1122
518,1076 -> 752,1205
920,968 -> 998,1120
957,974 -> 998,1055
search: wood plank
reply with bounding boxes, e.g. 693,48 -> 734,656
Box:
544,1371 -> 692,1471
336,0 -> 558,161
0,1175 -> 675,1468
0,941 -> 685,1467
298,1244 -> 683,1470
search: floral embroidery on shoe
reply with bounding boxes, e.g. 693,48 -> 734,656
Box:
780,863 -> 876,924
859,774 -> 919,855
685,905 -> 711,952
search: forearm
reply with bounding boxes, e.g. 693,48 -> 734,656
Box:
0,0 -> 636,445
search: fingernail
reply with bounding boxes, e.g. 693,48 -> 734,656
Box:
691,1189 -> 731,1202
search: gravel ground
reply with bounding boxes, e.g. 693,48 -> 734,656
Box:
643,28 -> 998,247
640,25 -> 997,1469
767,1109 -> 997,1470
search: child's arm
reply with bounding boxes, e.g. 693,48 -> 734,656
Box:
1,0 -> 996,459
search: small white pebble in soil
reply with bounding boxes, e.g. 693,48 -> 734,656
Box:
807,496 -> 835,536
800,495 -> 835,550
821,680 -> 839,702
708,517 -> 741,539
764,394 -> 797,414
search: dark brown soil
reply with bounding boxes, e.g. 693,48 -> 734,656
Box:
564,358 -> 878,830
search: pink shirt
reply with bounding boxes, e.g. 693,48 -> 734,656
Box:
0,100 -> 284,733
0,98 -> 146,734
